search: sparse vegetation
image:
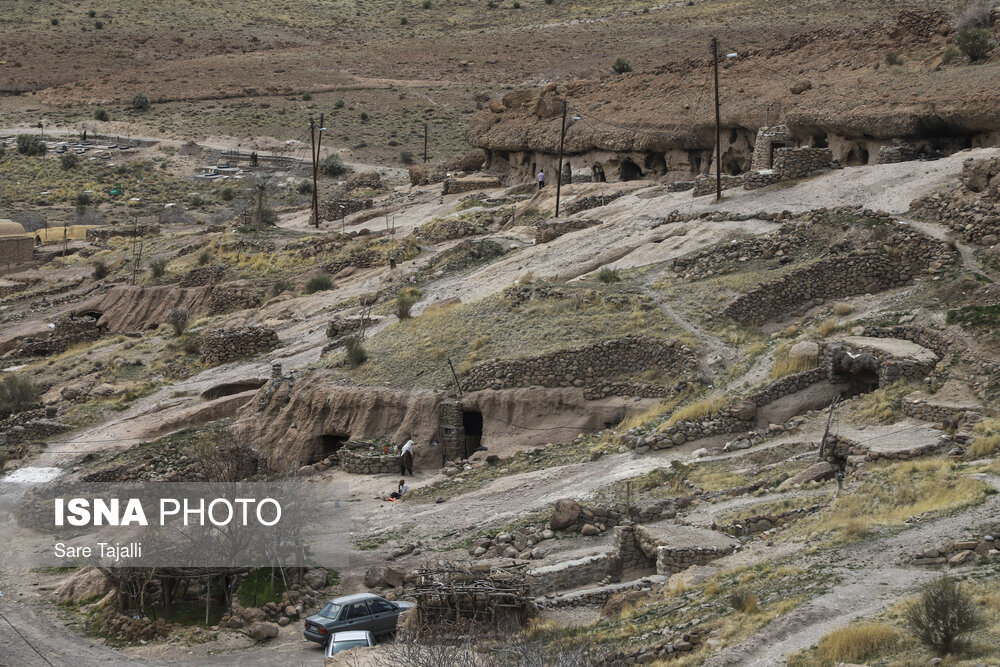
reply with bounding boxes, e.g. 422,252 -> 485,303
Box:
94,108 -> 109,121
849,380 -> 913,424
904,577 -> 983,654
92,260 -> 109,279
612,57 -> 633,74
166,307 -> 190,336
728,588 -> 759,614
663,396 -> 728,427
597,266 -> 621,283
345,336 -> 368,366
319,153 -> 351,177
60,153 -> 79,170
395,287 -> 422,319
131,92 -> 151,111
956,27 -> 995,61
148,256 -> 169,278
885,51 -> 904,66
0,374 -> 40,417
16,135 -> 46,156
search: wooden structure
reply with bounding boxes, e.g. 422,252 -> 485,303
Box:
411,563 -> 533,628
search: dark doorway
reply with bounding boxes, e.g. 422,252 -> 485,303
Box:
462,410 -> 483,458
562,162 -> 572,185
620,159 -> 643,181
310,434 -> 348,464
845,147 -> 869,167
592,162 -> 607,182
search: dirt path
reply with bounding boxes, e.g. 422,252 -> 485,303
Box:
702,474 -> 1000,666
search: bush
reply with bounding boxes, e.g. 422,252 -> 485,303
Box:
319,153 -> 351,177
942,45 -> 962,64
301,91 -> 312,101
395,287 -> 421,320
612,57 -> 633,74
271,280 -> 293,297
93,261 -> 109,279
94,108 -> 109,121
88,9 -> 96,17
345,336 -> 368,366
904,577 -> 983,653
260,208 -> 278,225
956,27 -> 995,61
220,185 -> 236,201
885,51 -> 903,66
401,16 -> 408,24
149,256 -> 169,278
51,17 -> 59,25
190,193 -> 204,208
597,266 -> 620,283
75,192 -> 92,206
197,249 -> 212,266
166,307 -> 190,336
94,19 -> 103,29
956,0 -> 996,32
181,336 -> 200,355
727,588 -> 758,614
335,99 -> 345,109
545,0 -> 554,4
422,0 -> 432,8
360,111 -> 370,122
400,150 -> 415,165
296,179 -> 313,194
60,153 -> 79,170
132,92 -> 150,111
16,135 -> 46,156
304,274 -> 334,294
0,374 -> 40,418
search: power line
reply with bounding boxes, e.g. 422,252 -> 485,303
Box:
0,608 -> 56,667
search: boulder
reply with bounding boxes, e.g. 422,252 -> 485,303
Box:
790,80 -> 812,94
384,566 -> 406,588
733,400 -> 756,421
550,498 -> 581,530
364,565 -> 388,589
788,340 -> 820,366
55,567 -> 113,605
581,523 -> 600,536
778,461 -> 836,490
249,621 -> 279,641
303,568 -> 329,590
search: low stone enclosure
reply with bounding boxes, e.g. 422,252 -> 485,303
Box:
85,223 -> 160,245
337,443 -> 400,475
624,331 -> 943,450
200,326 -> 279,366
615,522 -> 738,576
722,222 -> 954,326
0,407 -> 72,447
693,141 -> 839,197
13,315 -> 104,357
910,156 -> 1000,245
460,336 -> 698,399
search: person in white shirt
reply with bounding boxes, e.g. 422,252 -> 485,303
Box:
388,479 -> 409,500
537,170 -> 546,190
400,439 -> 414,476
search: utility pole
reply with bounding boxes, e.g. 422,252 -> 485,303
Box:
554,100 -> 567,218
818,394 -> 841,460
423,123 -> 428,163
310,114 -> 324,228
711,36 -> 722,202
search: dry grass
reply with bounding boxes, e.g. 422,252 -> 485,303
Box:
770,353 -> 819,380
970,418 -> 1000,458
832,302 -> 854,316
848,380 -> 914,424
788,458 -> 992,544
816,317 -> 839,337
662,396 -> 729,428
789,623 -> 899,666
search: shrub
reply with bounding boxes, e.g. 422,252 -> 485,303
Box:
132,92 -> 150,111
93,261 -> 109,279
401,16 -> 408,24
94,108 -> 109,121
190,193 -> 204,208
301,91 -> 312,101
51,17 -> 59,25
94,19 -> 103,29
422,0 -> 432,8
88,9 -> 96,17
220,185 -> 236,201
335,99 -> 345,109
345,336 -> 368,366
261,208 -> 278,225
727,588 -> 758,614
271,280 -> 293,297
597,266 -> 621,283
181,335 -> 201,355
395,287 -> 421,319
75,192 -> 92,206
813,623 -> 899,664
816,317 -> 839,337
956,27 -> 995,61
197,249 -> 211,265
513,1 -> 520,7
304,274 -> 334,294
832,302 -> 853,316
149,256 -> 169,278
319,153 -> 351,177
60,153 -> 79,170
16,135 -> 46,156
885,51 -> 904,66
942,45 -> 962,64
296,179 -> 313,194
166,307 -> 190,336
612,57 -> 633,74
0,374 -> 40,418
955,0 -> 996,32
359,111 -> 370,122
904,576 -> 983,653
400,150 -> 415,165
545,0 -> 554,4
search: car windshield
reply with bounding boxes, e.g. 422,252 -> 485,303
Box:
318,602 -> 342,619
332,640 -> 368,653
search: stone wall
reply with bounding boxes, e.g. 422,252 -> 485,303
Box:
441,176 -> 503,195
749,125 -> 792,171
208,283 -> 264,314
14,316 -> 104,357
179,264 -> 228,287
85,223 -> 159,244
743,147 -> 837,190
564,191 -> 626,215
877,144 -> 920,164
910,157 -> 1000,245
338,449 -> 400,474
408,164 -> 448,186
723,228 -> 951,325
534,218 -> 601,244
200,326 -> 279,366
0,236 -> 34,266
0,408 -> 72,446
693,173 -> 745,197
0,279 -> 27,298
460,336 -> 697,393
535,574 -> 667,610
668,224 -> 800,279
614,524 -> 734,575
527,553 -> 610,596
321,198 -> 374,221
439,400 -> 465,461
714,504 -> 823,537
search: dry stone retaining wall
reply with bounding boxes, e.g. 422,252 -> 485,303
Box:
1,408 -> 72,446
564,191 -> 627,215
878,144 -> 920,164
208,283 -> 264,314
86,224 -> 159,244
179,264 -> 228,287
527,553 -> 610,596
535,574 -> 667,610
441,177 -> 502,195
910,157 -> 1000,245
15,316 -> 103,357
693,173 -> 745,197
338,449 -> 400,475
460,336 -> 697,393
200,326 -> 278,366
744,147 -> 838,189
320,198 -> 374,220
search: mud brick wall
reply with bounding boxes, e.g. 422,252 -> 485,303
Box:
723,231 -> 952,325
527,553 -> 610,596
338,449 -> 400,474
200,326 -> 278,366
460,336 -> 697,392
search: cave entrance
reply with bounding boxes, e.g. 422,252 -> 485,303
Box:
310,433 -> 349,464
831,352 -> 881,398
845,147 -> 869,167
592,162 -> 607,182
620,159 -> 643,181
462,410 -> 483,458
724,156 -> 744,176
562,162 -> 572,185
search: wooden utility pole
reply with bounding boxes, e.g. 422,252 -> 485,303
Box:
711,37 -> 722,202
423,123 -> 428,163
310,114 -> 324,228
818,394 -> 841,459
554,100 -> 567,218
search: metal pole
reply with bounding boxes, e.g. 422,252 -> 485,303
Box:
555,100 -> 567,217
712,36 -> 722,202
423,123 -> 428,163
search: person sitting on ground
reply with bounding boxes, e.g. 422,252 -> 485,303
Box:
387,479 -> 409,500
400,438 -> 414,476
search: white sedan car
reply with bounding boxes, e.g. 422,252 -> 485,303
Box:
324,630 -> 375,658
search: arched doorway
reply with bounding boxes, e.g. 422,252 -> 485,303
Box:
620,159 -> 643,181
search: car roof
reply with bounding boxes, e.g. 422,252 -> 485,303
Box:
330,593 -> 382,604
331,630 -> 372,641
